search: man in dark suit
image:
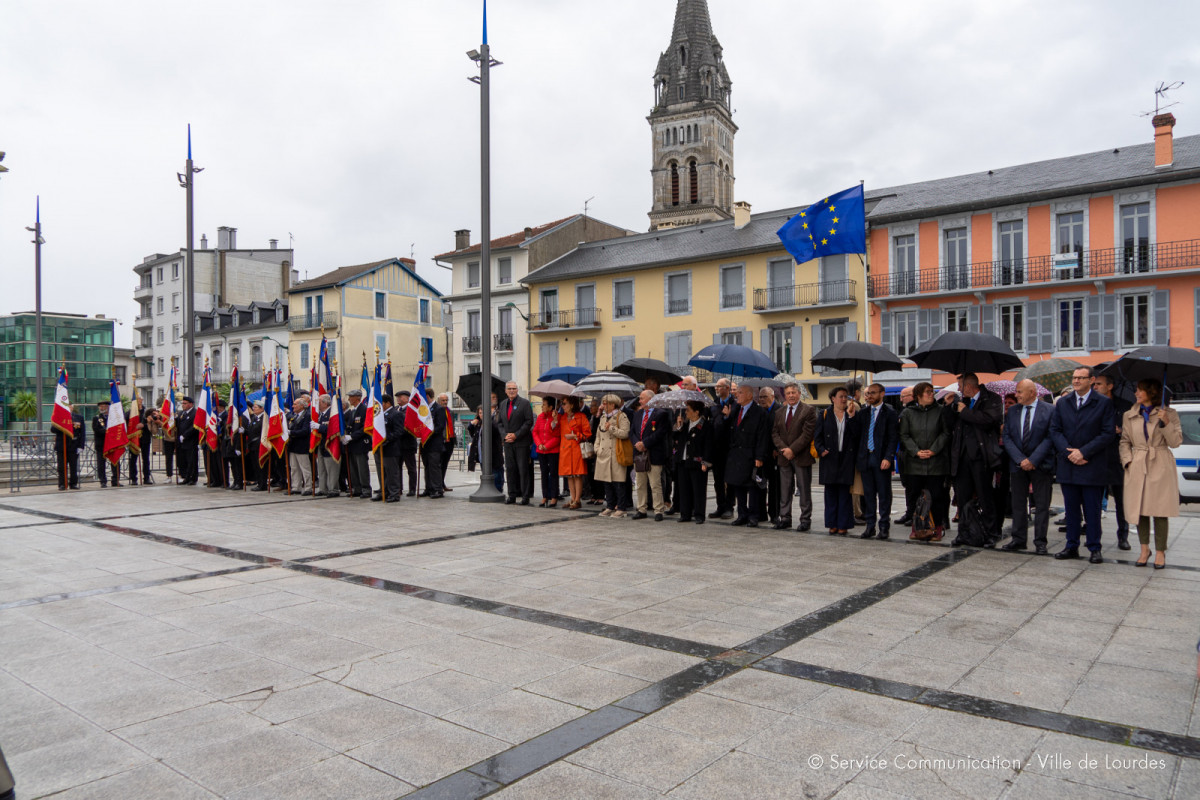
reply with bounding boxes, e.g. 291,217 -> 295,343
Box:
175,396 -> 199,485
772,384 -> 817,531
723,384 -> 772,527
709,378 -> 736,519
420,392 -> 447,498
343,389 -> 371,498
395,391 -> 420,497
435,393 -> 457,492
754,388 -> 782,524
373,395 -> 403,502
498,381 -> 534,504
856,383 -> 900,540
630,389 -> 671,520
1051,366 -> 1116,563
55,405 -> 85,490
93,399 -> 122,487
1093,372 -> 1133,550
949,373 -> 1004,546
1001,379 -> 1056,554
246,401 -> 268,491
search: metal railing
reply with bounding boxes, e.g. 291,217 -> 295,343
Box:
528,307 -> 602,331
867,238 -> 1200,298
753,280 -> 857,310
721,293 -> 744,308
614,305 -> 634,319
667,299 -> 690,314
493,333 -> 514,351
288,311 -> 339,331
462,336 -> 482,353
5,432 -> 172,492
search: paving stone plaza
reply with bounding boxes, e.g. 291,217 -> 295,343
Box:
2,469 -> 1198,799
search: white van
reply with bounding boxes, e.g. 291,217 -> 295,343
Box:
1172,402 -> 1200,502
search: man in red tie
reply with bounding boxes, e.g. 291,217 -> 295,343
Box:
722,384 -> 772,527
499,381 -> 535,504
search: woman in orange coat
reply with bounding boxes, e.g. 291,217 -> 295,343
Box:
558,395 -> 592,509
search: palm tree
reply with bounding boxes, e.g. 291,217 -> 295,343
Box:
12,390 -> 38,430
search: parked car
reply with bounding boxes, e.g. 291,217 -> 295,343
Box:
1171,402 -> 1200,502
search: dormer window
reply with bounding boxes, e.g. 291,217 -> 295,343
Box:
679,45 -> 686,66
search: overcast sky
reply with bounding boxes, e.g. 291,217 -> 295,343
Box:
2,0 -> 1197,345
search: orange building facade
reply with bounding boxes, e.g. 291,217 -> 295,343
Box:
865,114 -> 1200,383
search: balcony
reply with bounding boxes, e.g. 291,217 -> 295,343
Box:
134,344 -> 154,359
867,239 -> 1200,299
528,307 -> 602,332
135,375 -> 155,389
132,315 -> 153,330
134,282 -> 153,299
753,280 -> 857,313
667,299 -> 690,314
720,293 -> 744,309
462,336 -> 482,354
288,311 -> 339,332
494,333 -> 514,351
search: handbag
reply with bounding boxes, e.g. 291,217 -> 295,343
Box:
615,436 -> 634,467
633,451 -> 651,473
580,441 -> 595,459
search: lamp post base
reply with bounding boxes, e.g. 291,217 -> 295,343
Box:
469,473 -> 505,503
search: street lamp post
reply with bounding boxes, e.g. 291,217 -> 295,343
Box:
178,125 -> 203,399
469,11 -> 504,503
24,198 -> 45,429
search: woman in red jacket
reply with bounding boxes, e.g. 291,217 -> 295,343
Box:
532,398 -> 561,507
558,396 -> 593,509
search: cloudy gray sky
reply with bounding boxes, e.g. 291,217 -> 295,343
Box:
2,0 -> 1197,345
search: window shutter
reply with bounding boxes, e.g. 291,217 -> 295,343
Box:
811,324 -> 821,358
1086,295 -> 1101,351
713,332 -> 721,346
880,312 -> 893,354
1195,289 -> 1200,346
929,310 -> 942,340
847,321 -> 858,342
1101,295 -> 1118,351
981,304 -> 995,336
1153,290 -> 1170,346
968,305 -> 980,332
918,309 -> 930,345
1039,300 -> 1055,355
1026,302 -> 1040,354
794,326 -> 803,367
760,329 -> 770,356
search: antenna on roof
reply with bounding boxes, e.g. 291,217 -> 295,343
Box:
1140,80 -> 1184,116
410,243 -> 416,259
583,196 -> 595,216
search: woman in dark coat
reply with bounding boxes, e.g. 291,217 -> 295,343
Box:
814,386 -> 861,535
674,400 -> 714,523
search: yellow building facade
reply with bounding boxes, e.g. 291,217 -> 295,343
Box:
286,258 -> 450,391
521,204 -> 868,396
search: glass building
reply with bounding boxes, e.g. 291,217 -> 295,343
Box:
0,312 -> 115,429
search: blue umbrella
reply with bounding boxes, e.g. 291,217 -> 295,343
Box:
245,389 -> 266,404
688,344 -> 778,379
538,365 -> 591,385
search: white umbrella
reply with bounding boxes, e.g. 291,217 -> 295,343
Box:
571,371 -> 642,400
647,389 -> 713,410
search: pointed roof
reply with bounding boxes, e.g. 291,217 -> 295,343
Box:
432,216 -> 579,260
652,0 -> 731,113
288,257 -> 442,297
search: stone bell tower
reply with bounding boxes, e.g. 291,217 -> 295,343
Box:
647,0 -> 737,231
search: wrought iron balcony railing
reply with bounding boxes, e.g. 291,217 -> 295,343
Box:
288,311 -> 339,331
493,333 -> 514,351
753,280 -> 857,311
462,336 -> 482,354
528,307 -> 602,331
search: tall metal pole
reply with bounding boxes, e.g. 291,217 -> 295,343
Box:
32,197 -> 44,429
471,4 -> 503,502
184,125 -> 196,399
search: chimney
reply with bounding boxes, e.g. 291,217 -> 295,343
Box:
216,226 -> 237,250
269,239 -> 278,250
733,201 -> 752,230
524,226 -> 533,240
455,229 -> 471,250
1153,112 -> 1176,168
200,234 -> 208,249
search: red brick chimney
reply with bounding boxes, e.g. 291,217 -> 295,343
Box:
1153,112 -> 1176,168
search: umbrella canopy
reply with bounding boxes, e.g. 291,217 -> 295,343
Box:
614,357 -> 683,386
736,377 -> 790,389
688,344 -> 778,379
1100,346 -> 1200,384
647,389 -> 713,410
811,340 -> 904,374
908,331 -> 1025,375
454,372 -> 505,412
570,371 -> 643,400
537,366 -> 591,385
1013,357 -> 1084,394
529,379 -> 576,399
985,379 -> 1051,399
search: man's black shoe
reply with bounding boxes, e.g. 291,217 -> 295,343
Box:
731,517 -> 748,526
797,521 -> 811,532
860,527 -> 877,540
654,513 -> 663,522
773,521 -> 789,530
747,520 -> 759,528
231,484 -> 243,491
407,490 -> 416,497
677,517 -> 691,523
504,497 -> 515,504
878,531 -> 890,541
250,486 -> 266,492
1117,539 -> 1132,551
895,514 -> 912,526
519,498 -> 530,506
1035,545 -> 1048,555
371,493 -> 383,502
1089,551 -> 1104,564
302,489 -> 314,496
1054,548 -> 1080,560
1000,542 -> 1027,552
717,510 -> 733,520
632,512 -> 648,520
386,497 -> 399,503
430,492 -> 444,499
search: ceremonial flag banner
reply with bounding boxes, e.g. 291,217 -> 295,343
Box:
160,366 -> 177,437
369,363 -> 386,452
102,380 -> 129,464
776,184 -> 867,266
384,361 -> 394,398
309,363 -> 323,453
201,369 -> 219,451
259,371 -> 275,465
51,368 -> 73,436
320,341 -> 342,462
229,366 -> 245,434
405,364 -> 435,444
271,368 -> 288,456
126,391 -> 142,456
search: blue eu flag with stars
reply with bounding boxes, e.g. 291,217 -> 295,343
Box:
776,184 -> 867,264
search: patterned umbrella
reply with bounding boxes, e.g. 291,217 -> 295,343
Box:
647,389 -> 713,410
985,380 -> 1051,399
570,371 -> 642,400
1013,358 -> 1083,394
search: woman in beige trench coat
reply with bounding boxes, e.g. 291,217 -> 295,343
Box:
1119,378 -> 1183,568
593,394 -> 631,518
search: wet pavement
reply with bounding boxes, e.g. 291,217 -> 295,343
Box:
1,469 -> 1198,799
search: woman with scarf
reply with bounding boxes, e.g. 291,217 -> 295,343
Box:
1119,378 -> 1183,568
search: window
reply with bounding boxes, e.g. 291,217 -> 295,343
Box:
172,262 -> 180,279
689,160 -> 698,205
539,342 -> 559,372
231,347 -> 239,366
300,343 -> 310,368
999,303 -> 1024,351
999,220 -> 1025,285
821,322 -> 847,349
670,162 -> 680,206
498,307 -> 512,335
1120,203 -> 1151,273
945,308 -> 969,332
467,363 -> 482,374
944,228 -> 968,290
893,234 -> 916,294
497,257 -> 512,285
721,330 -> 746,346
375,333 -> 388,359
304,297 -> 313,327
420,338 -> 433,363
172,324 -> 180,342
613,279 -> 634,319
156,297 -> 164,314
467,262 -> 480,288
212,349 -> 221,373
327,341 -> 336,362
467,310 -> 481,339
770,327 -> 793,373
720,265 -> 744,310
613,336 -> 635,367
665,332 -> 692,369
250,345 -> 261,372
157,327 -> 164,344
576,340 -> 596,373
666,272 -> 690,315
1121,293 -> 1151,347
172,292 -> 180,311
420,298 -> 430,324
497,361 -> 513,382
820,254 -> 850,303
158,358 -> 165,375
1056,212 -> 1085,278
374,292 -> 386,319
1058,299 -> 1084,350
576,284 -> 597,325
156,266 -> 164,283
894,311 -> 918,357
539,289 -> 559,327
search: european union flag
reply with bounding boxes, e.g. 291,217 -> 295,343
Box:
776,184 -> 866,265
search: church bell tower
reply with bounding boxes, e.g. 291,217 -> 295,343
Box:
648,0 -> 737,231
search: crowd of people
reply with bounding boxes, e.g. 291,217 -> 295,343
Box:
53,367 -> 1182,569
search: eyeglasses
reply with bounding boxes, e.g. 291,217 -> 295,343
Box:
1071,375 -> 1090,382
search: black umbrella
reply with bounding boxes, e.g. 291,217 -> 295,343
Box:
454,372 -> 505,412
1099,346 -> 1200,384
810,340 -> 904,373
908,332 -> 1025,375
614,357 -> 683,386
